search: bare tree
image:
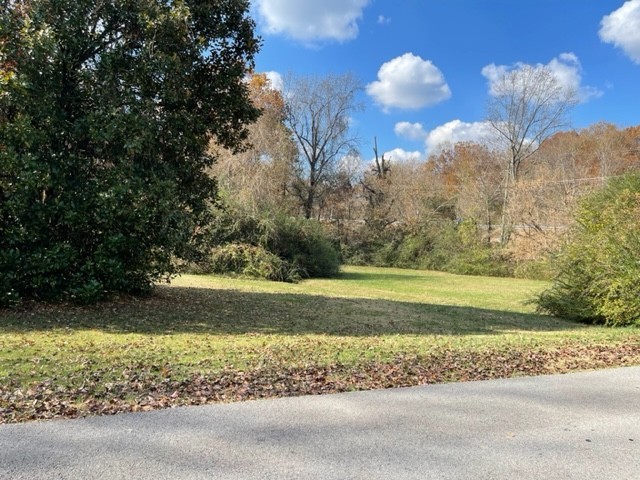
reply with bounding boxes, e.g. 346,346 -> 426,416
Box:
356,137 -> 399,233
284,73 -> 363,219
486,64 -> 578,243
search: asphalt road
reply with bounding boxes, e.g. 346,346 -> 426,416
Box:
1,367 -> 639,479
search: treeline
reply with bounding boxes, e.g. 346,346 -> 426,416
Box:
210,73 -> 640,279
207,72 -> 640,326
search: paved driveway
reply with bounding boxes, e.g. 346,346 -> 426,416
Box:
1,367 -> 639,479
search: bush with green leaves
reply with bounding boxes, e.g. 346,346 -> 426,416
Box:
267,214 -> 341,279
341,219 -> 512,277
537,174 -> 640,326
207,243 -> 297,282
512,257 -> 556,281
413,220 -> 512,277
198,205 -> 340,281
0,0 -> 259,305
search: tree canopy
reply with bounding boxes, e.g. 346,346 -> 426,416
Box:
0,0 -> 260,304
486,65 -> 577,181
284,73 -> 362,219
210,72 -> 297,214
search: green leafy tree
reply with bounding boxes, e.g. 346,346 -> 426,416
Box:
0,0 -> 260,304
537,174 -> 640,326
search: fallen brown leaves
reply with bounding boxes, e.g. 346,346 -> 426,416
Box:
2,343 -> 640,424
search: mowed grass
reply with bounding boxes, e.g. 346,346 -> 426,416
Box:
1,266 -> 639,421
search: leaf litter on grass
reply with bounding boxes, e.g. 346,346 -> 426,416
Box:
2,342 -> 640,423
2,267 -> 639,423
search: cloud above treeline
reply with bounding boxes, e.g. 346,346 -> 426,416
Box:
254,0 -> 370,43
424,120 -> 497,153
599,0 -> 640,64
481,53 -> 602,103
366,53 -> 452,111
381,148 -> 424,163
394,122 -> 428,141
264,71 -> 284,91
393,120 -> 497,155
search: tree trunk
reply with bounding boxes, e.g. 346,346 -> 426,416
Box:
500,165 -> 512,245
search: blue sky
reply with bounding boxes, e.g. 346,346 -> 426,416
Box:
251,0 -> 640,161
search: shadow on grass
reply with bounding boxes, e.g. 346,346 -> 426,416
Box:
0,285 -> 582,336
337,270 -> 430,283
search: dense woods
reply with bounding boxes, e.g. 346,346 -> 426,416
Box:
212,73 -> 639,273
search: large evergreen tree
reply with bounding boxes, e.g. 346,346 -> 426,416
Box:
0,0 -> 260,304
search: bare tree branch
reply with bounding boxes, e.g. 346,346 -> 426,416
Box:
284,73 -> 363,219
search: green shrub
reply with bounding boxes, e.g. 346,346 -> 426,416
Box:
397,220 -> 512,277
207,243 -> 299,282
266,215 -> 341,278
443,247 -> 512,277
513,258 -> 556,281
395,231 -> 435,269
537,174 -> 640,326
0,0 -> 259,306
341,218 -> 513,277
199,205 -> 341,281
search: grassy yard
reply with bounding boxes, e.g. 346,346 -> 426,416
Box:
1,265 -> 639,423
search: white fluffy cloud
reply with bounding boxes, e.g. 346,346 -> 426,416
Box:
600,0 -> 640,64
366,53 -> 452,111
264,71 -> 284,91
394,122 -> 427,141
254,0 -> 369,43
381,148 -> 423,163
425,120 -> 497,153
481,53 -> 602,103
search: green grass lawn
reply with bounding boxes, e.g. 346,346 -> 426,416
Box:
1,265 -> 639,422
